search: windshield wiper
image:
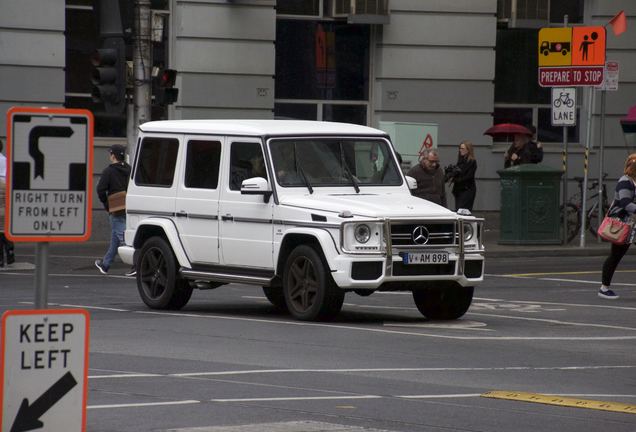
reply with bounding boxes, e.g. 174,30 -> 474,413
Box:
297,165 -> 314,194
343,164 -> 360,193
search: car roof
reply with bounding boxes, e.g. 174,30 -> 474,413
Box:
139,119 -> 388,137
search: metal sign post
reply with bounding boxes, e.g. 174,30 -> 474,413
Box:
551,87 -> 577,243
5,107 -> 94,308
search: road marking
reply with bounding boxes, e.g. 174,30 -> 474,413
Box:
88,400 -> 200,409
482,391 -> 636,415
474,297 -> 636,311
89,373 -> 162,379
466,312 -> 636,332
211,395 -> 381,403
397,394 -> 481,399
486,273 -> 636,287
499,270 -> 636,277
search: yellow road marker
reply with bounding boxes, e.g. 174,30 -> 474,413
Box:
481,391 -> 636,415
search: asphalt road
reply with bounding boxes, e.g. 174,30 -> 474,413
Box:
1,247 -> 635,432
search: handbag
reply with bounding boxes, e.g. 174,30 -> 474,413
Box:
597,207 -> 633,244
107,191 -> 126,213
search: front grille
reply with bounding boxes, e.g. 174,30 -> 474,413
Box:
390,222 -> 456,247
392,261 -> 456,276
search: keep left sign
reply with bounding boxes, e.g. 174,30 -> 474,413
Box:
1,309 -> 89,432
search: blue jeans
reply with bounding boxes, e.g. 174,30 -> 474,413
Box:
102,214 -> 126,271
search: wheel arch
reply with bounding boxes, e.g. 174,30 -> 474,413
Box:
133,218 -> 190,268
276,228 -> 339,277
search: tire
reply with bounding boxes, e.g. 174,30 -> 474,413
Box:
136,237 -> 193,310
412,284 -> 474,320
560,203 -> 581,243
283,245 -> 344,321
561,49 -> 568,55
542,50 -> 549,56
262,286 -> 287,311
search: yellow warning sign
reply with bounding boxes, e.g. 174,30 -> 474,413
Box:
538,28 -> 572,66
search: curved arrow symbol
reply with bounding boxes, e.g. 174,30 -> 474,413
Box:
11,371 -> 77,432
28,126 -> 74,180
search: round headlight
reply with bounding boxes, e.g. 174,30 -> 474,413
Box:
354,224 -> 371,243
463,223 -> 474,241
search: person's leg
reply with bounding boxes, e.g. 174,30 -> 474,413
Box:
5,237 -> 14,264
99,214 -> 125,272
600,242 -> 630,299
0,234 -> 5,267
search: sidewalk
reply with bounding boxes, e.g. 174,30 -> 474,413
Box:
8,212 -> 611,261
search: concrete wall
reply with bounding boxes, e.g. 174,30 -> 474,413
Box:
372,0 -> 498,211
0,0 -> 66,138
171,0 -> 276,120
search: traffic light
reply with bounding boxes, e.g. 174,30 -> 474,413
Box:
91,38 -> 126,114
155,68 -> 179,106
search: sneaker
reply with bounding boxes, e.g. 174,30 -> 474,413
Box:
598,289 -> 619,300
124,267 -> 137,277
95,259 -> 108,275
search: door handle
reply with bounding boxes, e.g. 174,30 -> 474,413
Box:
221,214 -> 233,221
176,211 -> 188,218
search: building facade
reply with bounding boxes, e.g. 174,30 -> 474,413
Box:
0,0 -> 634,221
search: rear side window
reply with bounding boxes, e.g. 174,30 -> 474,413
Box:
135,137 -> 179,187
185,140 -> 221,189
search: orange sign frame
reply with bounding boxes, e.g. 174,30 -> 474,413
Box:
5,107 -> 94,242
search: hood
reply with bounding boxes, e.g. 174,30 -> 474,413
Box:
110,162 -> 131,175
279,191 -> 455,218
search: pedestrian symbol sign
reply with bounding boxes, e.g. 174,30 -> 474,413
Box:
5,107 -> 94,242
0,309 -> 90,432
571,27 -> 606,66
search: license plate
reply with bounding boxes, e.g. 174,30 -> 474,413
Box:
403,251 -> 449,265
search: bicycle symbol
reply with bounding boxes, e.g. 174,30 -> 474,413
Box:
553,92 -> 574,108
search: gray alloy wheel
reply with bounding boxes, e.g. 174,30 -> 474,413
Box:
137,236 -> 193,310
283,245 -> 344,321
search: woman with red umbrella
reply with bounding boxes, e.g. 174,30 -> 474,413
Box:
484,123 -> 543,168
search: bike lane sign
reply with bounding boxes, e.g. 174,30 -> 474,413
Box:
0,309 -> 90,432
551,87 -> 577,126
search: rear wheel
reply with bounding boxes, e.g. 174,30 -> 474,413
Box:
283,245 -> 344,321
137,237 -> 193,310
561,203 -> 580,243
412,284 -> 474,320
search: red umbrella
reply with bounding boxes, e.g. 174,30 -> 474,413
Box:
484,123 -> 532,137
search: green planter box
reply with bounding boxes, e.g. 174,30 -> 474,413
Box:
497,164 -> 563,245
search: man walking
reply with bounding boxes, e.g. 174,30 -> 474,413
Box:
95,144 -> 133,275
407,149 -> 447,207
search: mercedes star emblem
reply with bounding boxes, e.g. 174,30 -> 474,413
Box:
412,226 -> 430,245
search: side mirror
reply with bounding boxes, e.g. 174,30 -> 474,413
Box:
405,175 -> 417,190
241,177 -> 272,203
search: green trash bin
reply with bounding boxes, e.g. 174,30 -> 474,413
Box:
497,164 -> 563,245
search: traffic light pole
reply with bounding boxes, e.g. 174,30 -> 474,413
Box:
133,0 -> 152,154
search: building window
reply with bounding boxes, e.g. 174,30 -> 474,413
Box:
277,0 -> 321,16
493,28 -> 580,143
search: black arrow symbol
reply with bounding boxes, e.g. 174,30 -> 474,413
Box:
28,126 -> 74,180
11,371 -> 78,432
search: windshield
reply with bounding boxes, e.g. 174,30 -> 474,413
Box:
269,138 -> 402,188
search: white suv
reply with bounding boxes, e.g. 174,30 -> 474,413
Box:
119,120 -> 484,321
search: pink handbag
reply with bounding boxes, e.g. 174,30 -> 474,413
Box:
597,215 -> 632,244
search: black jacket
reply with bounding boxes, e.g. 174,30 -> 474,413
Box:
96,162 -> 131,214
451,156 -> 476,194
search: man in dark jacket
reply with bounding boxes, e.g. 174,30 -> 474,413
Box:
95,144 -> 131,274
406,149 -> 447,207
504,133 -> 543,168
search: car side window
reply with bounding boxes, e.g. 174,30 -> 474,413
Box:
229,141 -> 267,191
184,140 -> 221,189
135,137 -> 179,187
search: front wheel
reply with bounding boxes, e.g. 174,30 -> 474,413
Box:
283,245 -> 344,321
412,284 -> 474,320
137,237 -> 193,310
